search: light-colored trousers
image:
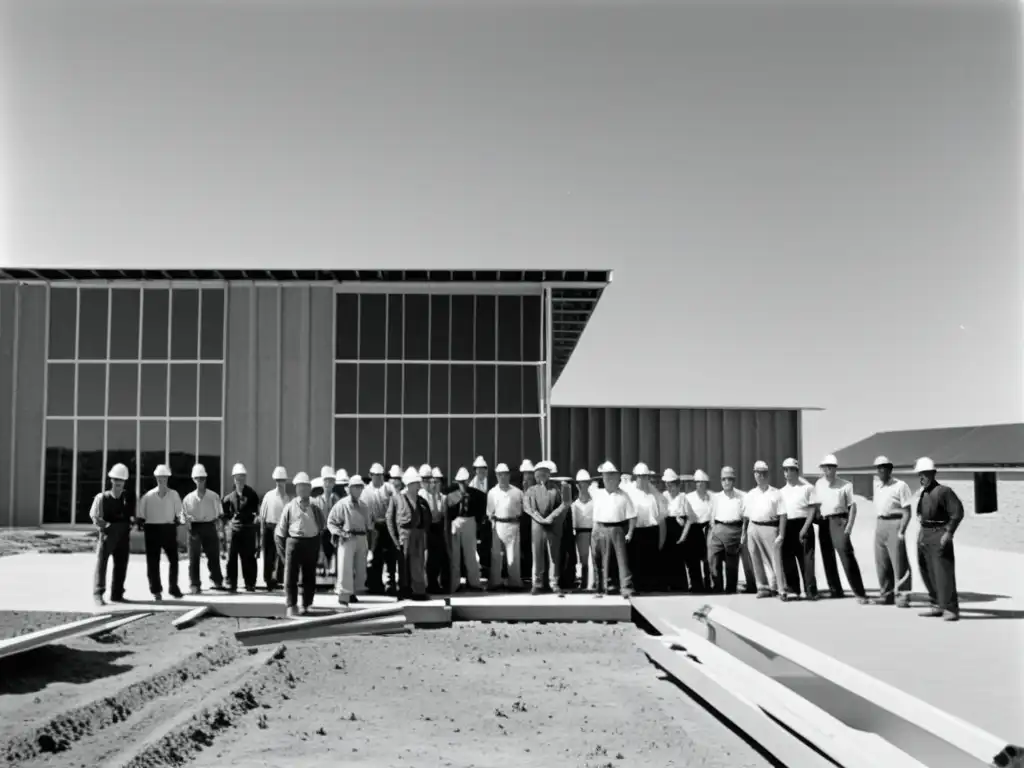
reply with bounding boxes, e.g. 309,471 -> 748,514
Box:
450,515 -> 482,588
575,530 -> 595,590
490,519 -> 523,588
336,534 -> 368,600
746,523 -> 780,592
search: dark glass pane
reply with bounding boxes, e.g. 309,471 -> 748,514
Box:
76,363 -> 106,418
48,287 -> 77,360
170,289 -> 199,360
356,418 -> 385,478
523,366 -> 541,414
334,363 -> 358,415
198,363 -> 222,418
386,294 -> 403,360
449,365 -> 474,415
474,418 -> 496,478
169,364 -> 198,418
43,419 -> 74,523
523,417 -> 542,466
141,289 -> 170,360
358,363 -> 385,414
335,294 -> 359,360
450,296 -> 474,361
404,294 -> 429,357
496,417 -> 524,479
108,363 -> 139,418
385,363 -> 402,416
497,365 -> 523,414
139,420 -> 167,496
475,295 -> 496,361
402,418 -> 428,469
78,288 -> 109,361
200,288 -> 225,361
140,363 -> 168,417
359,295 -> 386,361
169,420 -> 197,499
475,365 -> 496,414
429,418 -> 449,479
46,363 -> 75,416
522,295 -> 542,362
429,295 -> 450,361
106,421 -> 138,500
449,418 -> 474,473
334,418 -> 358,476
497,295 -> 522,362
404,364 -> 428,414
429,365 -> 449,415
75,420 -> 105,524
384,418 -> 401,468
198,421 -> 222,495
109,289 -> 140,360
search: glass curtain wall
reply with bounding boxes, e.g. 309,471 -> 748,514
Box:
334,290 -> 545,483
43,284 -> 226,524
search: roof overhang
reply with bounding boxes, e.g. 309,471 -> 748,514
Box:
550,403 -> 825,411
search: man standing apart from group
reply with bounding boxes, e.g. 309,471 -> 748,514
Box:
778,458 -> 819,600
221,463 -> 261,593
258,466 -> 291,591
871,456 -> 913,608
91,463 -> 136,606
912,457 -> 964,622
814,454 -> 868,603
181,463 -> 226,595
137,464 -> 184,601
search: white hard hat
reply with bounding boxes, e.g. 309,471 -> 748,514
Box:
388,464 -> 402,479
597,461 -> 619,474
914,457 -> 936,473
272,466 -> 288,481
873,456 -> 892,467
662,469 -> 679,483
293,471 -> 311,486
369,462 -> 385,475
419,463 -> 432,477
454,467 -> 470,482
520,459 -> 535,472
632,462 -> 652,476
536,460 -> 556,473
721,466 -> 737,479
335,469 -> 350,484
781,458 -> 799,469
576,469 -> 592,483
153,464 -> 171,478
402,466 -> 422,485
348,474 -> 365,487
818,454 -> 838,467
191,464 -> 208,479
753,460 -> 769,472
312,477 -> 324,489
472,456 -> 488,469
432,467 -> 443,479
495,463 -> 510,473
693,469 -> 710,483
108,463 -> 130,481
679,473 -> 694,482
230,463 -> 246,476
320,465 -> 335,480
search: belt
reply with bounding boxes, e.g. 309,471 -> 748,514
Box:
877,514 -> 903,521
344,530 -> 367,536
822,512 -> 849,519
749,520 -> 779,527
263,520 -> 281,526
596,520 -> 628,527
575,527 -> 593,532
189,519 -> 217,525
493,517 -> 520,523
716,520 -> 743,527
635,524 -> 659,530
457,512 -> 477,518
920,520 -> 948,529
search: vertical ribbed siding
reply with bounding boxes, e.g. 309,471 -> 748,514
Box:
551,406 -> 802,489
0,284 -> 14,526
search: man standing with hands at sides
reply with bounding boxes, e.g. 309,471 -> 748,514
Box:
275,472 -> 326,617
523,460 -> 571,596
814,455 -> 868,603
421,465 -> 450,594
778,458 -> 819,601
590,461 -> 636,598
661,470 -> 689,591
572,469 -> 596,592
312,466 -> 337,578
912,457 -> 964,622
871,456 -> 914,608
181,463 -> 226,595
328,474 -> 371,607
470,456 -> 491,585
91,463 -> 136,606
221,463 -> 261,593
258,467 -> 290,591
706,466 -> 746,593
487,463 -> 526,591
366,463 -> 399,595
742,460 -> 786,599
681,470 -> 714,593
626,463 -> 666,592
518,459 -> 536,587
448,467 -> 486,592
387,467 -> 432,601
137,464 -> 184,601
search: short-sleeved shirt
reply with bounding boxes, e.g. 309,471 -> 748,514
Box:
139,488 -> 183,525
276,498 -> 324,539
362,483 -> 391,524
182,490 -> 223,524
712,490 -> 745,523
663,491 -> 686,519
327,496 -> 371,536
487,485 -> 525,522
779,481 -> 817,521
629,488 -> 664,528
874,478 -> 912,517
684,491 -> 713,524
572,498 -> 594,530
814,477 -> 854,518
259,489 -> 291,525
743,486 -> 784,523
591,487 -> 637,524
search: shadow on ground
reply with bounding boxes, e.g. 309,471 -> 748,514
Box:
0,646 -> 134,695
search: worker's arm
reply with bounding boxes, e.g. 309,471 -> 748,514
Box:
799,487 -> 816,540
385,495 -> 400,546
775,493 -> 787,545
89,493 -> 105,528
897,482 -> 913,539
624,493 -> 637,542
136,493 -> 147,525
327,500 -> 347,539
943,487 -> 965,539
274,507 -> 290,541
485,489 -> 496,520
844,485 -> 857,535
679,497 -> 693,544
522,487 -> 546,525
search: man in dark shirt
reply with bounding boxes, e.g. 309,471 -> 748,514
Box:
386,467 -> 432,601
446,467 -> 486,591
89,463 -> 137,606
221,463 -> 262,592
913,457 -> 964,621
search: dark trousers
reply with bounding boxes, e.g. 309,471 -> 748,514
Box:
917,526 -> 959,614
519,516 -> 533,581
261,523 -> 284,588
226,524 -> 259,590
627,526 -> 660,592
368,520 -> 398,593
187,521 -> 224,589
874,517 -> 912,600
740,540 -> 757,592
558,515 -> 577,589
477,517 -> 492,584
426,521 -> 451,593
780,521 -> 818,596
284,536 -> 320,608
707,522 -> 743,593
593,522 -> 633,595
143,523 -> 180,596
662,518 -> 688,591
817,514 -> 866,597
94,521 -> 131,598
684,522 -> 711,592
398,528 -> 428,598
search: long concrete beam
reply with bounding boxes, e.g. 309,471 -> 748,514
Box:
235,615 -> 410,647
0,613 -> 140,660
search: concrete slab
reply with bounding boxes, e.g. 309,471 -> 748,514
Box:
449,593 -> 632,622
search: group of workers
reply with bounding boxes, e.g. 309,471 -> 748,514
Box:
89,451 -> 964,621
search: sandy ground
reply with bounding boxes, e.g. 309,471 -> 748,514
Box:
0,532 -> 99,559
0,612 -> 771,768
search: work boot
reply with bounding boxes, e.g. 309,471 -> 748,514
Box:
245,586 -> 256,593
855,595 -> 870,605
169,587 -> 184,599
151,593 -> 162,601
896,595 -> 911,608
110,595 -> 126,603
830,590 -> 845,599
350,595 -> 359,604
756,590 -> 772,599
920,607 -> 943,618
337,595 -> 349,607
285,606 -> 299,618
211,583 -> 228,592
871,596 -> 894,606
942,611 -> 959,622
93,595 -> 106,607
531,587 -> 543,596
190,586 -> 202,596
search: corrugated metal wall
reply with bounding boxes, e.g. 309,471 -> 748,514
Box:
551,406 -> 801,489
223,284 -> 334,491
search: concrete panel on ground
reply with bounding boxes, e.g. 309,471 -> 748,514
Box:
450,593 -> 632,622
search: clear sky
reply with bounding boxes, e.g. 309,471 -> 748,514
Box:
1,0 -> 1021,466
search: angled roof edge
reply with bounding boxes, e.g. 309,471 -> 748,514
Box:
549,402 -> 824,411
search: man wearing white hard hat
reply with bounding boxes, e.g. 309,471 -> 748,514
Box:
518,459 -> 537,578
523,460 -> 571,596
386,467 -> 432,600
89,463 -> 137,606
778,458 -> 819,601
660,469 -> 688,591
275,472 -> 327,617
625,463 -> 666,592
590,461 -> 637,597
814,455 -> 868,603
680,470 -> 715,593
366,462 -> 399,595
912,457 -> 964,621
258,466 -> 291,590
181,463 -> 227,595
448,467 -> 486,591
742,460 -> 785,599
137,464 -> 185,601
221,463 -> 262,593
486,463 -> 526,591
571,469 -> 596,591
470,456 -> 492,585
707,466 -> 748,593
327,474 -> 371,606
871,456 -> 914,608
421,465 -> 450,594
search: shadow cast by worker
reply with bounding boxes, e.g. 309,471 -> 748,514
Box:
0,646 -> 134,695
906,590 -> 1008,604
956,607 -> 1024,621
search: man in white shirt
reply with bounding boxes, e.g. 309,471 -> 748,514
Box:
778,458 -> 819,600
448,467 -> 486,592
470,456 -> 492,584
742,460 -> 785,599
682,469 -> 714,593
872,455 -> 914,608
627,463 -> 666,592
327,474 -> 371,606
181,464 -> 226,595
661,469 -> 689,591
366,462 -> 399,595
572,469 -> 596,591
707,466 -> 746,593
138,464 -> 184,601
814,454 -> 868,603
488,463 -> 525,590
591,461 -> 637,598
258,466 -> 291,591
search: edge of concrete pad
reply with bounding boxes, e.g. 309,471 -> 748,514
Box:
449,593 -> 631,623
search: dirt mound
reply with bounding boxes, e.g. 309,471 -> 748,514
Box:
0,532 -> 98,559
